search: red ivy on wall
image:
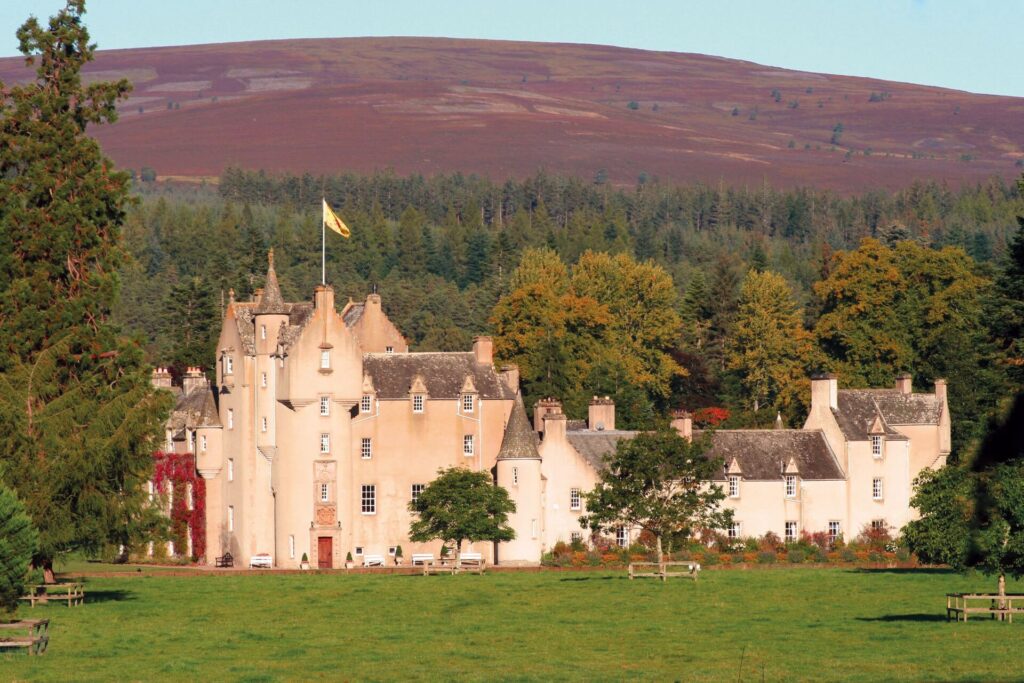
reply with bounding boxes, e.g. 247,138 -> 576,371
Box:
152,451 -> 206,561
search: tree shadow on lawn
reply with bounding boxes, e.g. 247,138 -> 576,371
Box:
82,589 -> 136,604
557,576 -> 623,582
845,567 -> 959,576
855,613 -> 947,623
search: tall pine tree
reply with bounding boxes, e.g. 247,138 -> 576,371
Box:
0,1 -> 172,578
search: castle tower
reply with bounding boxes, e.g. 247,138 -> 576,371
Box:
495,394 -> 543,565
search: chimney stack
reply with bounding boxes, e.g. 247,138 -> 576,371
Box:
151,366 -> 172,389
934,378 -> 947,404
810,373 -> 838,411
182,366 -> 207,395
542,411 -> 567,443
499,364 -> 520,393
473,336 -> 493,366
670,409 -> 693,441
588,396 -> 615,431
314,284 -> 335,312
533,398 -> 562,432
896,373 -> 913,395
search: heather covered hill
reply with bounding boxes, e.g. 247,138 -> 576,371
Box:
0,37 -> 1021,191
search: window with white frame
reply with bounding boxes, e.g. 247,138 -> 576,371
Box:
260,325 -> 266,340
361,437 -> 372,459
871,519 -> 887,532
412,395 -> 424,413
728,522 -> 741,539
871,435 -> 883,459
320,350 -> 330,369
615,527 -> 628,548
228,506 -> 234,531
361,485 -> 376,514
320,396 -> 330,416
785,475 -> 797,498
261,372 -> 267,388
187,483 -> 194,510
462,394 -> 474,413
189,431 -> 196,451
570,488 -> 581,511
411,483 -> 425,503
289,535 -> 295,559
828,521 -> 841,542
361,395 -> 372,413
354,546 -> 363,556
386,346 -> 394,354
512,467 -> 519,486
570,531 -> 583,544
463,434 -> 474,456
261,416 -> 268,433
320,433 -> 330,453
227,409 -> 234,429
228,458 -> 234,481
388,546 -> 397,556
872,478 -> 883,500
224,355 -> 233,375
728,475 -> 740,498
784,521 -> 797,542
201,435 -> 207,452
320,483 -> 329,503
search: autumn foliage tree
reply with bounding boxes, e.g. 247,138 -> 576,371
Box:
0,1 -> 172,578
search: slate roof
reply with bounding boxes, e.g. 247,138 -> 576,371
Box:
233,300 -> 315,354
564,428 -> 844,481
362,352 -> 515,400
254,255 -> 288,315
696,429 -> 845,481
830,389 -> 941,441
343,302 -> 364,327
497,395 -> 541,460
168,384 -> 221,435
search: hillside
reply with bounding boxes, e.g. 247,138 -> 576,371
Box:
1,37 -> 1022,191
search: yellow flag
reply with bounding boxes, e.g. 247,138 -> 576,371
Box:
323,198 -> 350,238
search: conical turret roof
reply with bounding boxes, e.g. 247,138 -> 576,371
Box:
497,393 -> 541,461
255,248 -> 288,315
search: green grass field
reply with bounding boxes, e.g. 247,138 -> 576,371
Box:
3,566 -> 1020,682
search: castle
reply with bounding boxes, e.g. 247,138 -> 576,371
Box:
159,254 -> 950,567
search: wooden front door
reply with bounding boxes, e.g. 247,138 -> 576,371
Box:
317,537 -> 333,569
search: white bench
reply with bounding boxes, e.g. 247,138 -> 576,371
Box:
249,554 -> 272,569
362,554 -> 385,567
411,553 -> 434,566
458,552 -> 483,565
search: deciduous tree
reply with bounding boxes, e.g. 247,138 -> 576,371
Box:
408,467 -> 516,554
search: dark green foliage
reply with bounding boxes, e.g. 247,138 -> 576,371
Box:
0,1 -> 172,573
580,429 -> 731,557
0,485 -> 38,616
902,465 -> 972,567
408,467 -> 516,553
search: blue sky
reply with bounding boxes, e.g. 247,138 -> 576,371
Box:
2,1 -> 1021,97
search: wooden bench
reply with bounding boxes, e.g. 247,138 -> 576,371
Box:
457,553 -> 486,574
947,593 -> 1024,622
421,554 -> 487,576
21,583 -> 85,607
249,554 -> 272,569
215,552 -> 234,568
0,619 -> 49,656
411,553 -> 434,566
628,561 -> 700,582
362,554 -> 385,568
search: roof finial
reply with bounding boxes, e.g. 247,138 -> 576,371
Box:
775,411 -> 783,429
268,248 -> 275,271
228,287 -> 235,303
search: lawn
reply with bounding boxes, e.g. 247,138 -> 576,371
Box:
3,566 -> 1021,682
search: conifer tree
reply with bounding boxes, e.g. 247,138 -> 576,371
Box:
0,484 -> 38,617
0,1 -> 172,578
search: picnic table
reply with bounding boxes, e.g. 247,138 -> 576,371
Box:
422,553 -> 487,575
0,619 -> 49,656
947,593 -> 1024,622
21,582 -> 85,607
628,561 -> 700,582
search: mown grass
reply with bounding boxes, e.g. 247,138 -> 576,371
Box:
3,567 -> 1021,681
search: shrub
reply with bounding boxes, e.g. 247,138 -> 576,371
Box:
569,537 -> 585,553
840,548 -> 857,563
742,552 -> 759,564
811,547 -> 829,564
586,552 -> 602,567
787,549 -> 806,564
757,551 -> 776,564
627,101 -> 639,110
670,550 -> 692,561
895,547 -> 912,563
868,551 -> 884,564
301,552 -> 309,563
700,553 -> 718,566
346,551 -> 353,562
758,532 -> 782,553
718,554 -> 732,565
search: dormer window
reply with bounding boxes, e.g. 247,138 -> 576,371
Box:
728,475 -> 741,498
260,325 -> 267,340
462,394 -> 475,413
785,475 -> 797,498
412,395 -> 424,413
361,395 -> 372,413
320,350 -> 331,370
871,435 -> 883,459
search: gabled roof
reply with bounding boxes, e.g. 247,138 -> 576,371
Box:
497,395 -> 540,461
168,384 -> 221,432
832,390 -> 921,442
564,428 -> 844,481
362,352 -> 515,400
343,302 -> 364,327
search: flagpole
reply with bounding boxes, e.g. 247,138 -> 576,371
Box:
321,197 -> 326,285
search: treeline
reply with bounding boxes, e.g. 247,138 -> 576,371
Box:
115,169 -> 1024,459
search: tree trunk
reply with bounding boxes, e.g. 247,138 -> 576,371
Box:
656,534 -> 663,562
43,559 -> 55,585
998,573 -> 1007,620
